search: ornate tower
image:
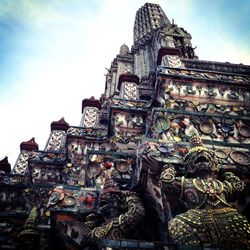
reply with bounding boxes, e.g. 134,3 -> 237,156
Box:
0,3 -> 249,250
133,3 -> 195,79
104,44 -> 134,98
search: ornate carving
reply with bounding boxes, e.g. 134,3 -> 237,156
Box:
12,151 -> 36,175
162,55 -> 182,68
160,78 -> 249,106
82,107 -> 99,128
47,186 -> 99,213
150,110 -> 250,145
45,130 -> 66,152
182,58 -> 250,75
133,3 -> 170,47
120,82 -> 139,100
111,110 -> 146,144
158,66 -> 250,84
67,126 -> 108,140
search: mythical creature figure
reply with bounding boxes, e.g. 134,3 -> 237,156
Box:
82,179 -> 145,247
160,131 -> 250,249
44,180 -> 145,249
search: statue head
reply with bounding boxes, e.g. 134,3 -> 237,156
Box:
100,179 -> 123,220
183,130 -> 219,176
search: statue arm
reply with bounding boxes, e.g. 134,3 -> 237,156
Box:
116,191 -> 145,233
223,172 -> 246,201
85,192 -> 145,241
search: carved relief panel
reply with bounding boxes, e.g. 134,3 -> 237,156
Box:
150,110 -> 250,145
65,138 -> 112,187
161,55 -> 182,68
162,79 -> 249,103
111,110 -> 146,144
46,186 -> 100,248
139,138 -> 250,172
45,130 -> 67,152
159,67 -> 250,85
12,151 -> 36,175
120,82 -> 139,100
86,152 -> 135,191
47,186 -> 99,213
81,107 -> 99,128
65,138 -> 88,186
166,35 -> 175,48
30,164 -> 62,184
157,78 -> 250,116
0,186 -> 34,212
67,126 -> 108,140
118,62 -> 133,75
27,150 -> 66,184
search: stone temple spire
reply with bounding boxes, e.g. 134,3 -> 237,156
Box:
133,3 -> 170,45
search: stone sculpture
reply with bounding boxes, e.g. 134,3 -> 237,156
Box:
83,179 -> 145,247
160,131 -> 250,248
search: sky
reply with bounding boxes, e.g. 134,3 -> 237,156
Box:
0,0 -> 250,167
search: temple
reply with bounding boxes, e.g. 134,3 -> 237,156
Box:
0,3 -> 249,250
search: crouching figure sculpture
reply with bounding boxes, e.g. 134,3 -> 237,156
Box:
160,132 -> 250,249
83,179 -> 145,246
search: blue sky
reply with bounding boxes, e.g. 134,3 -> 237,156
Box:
0,0 -> 250,166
